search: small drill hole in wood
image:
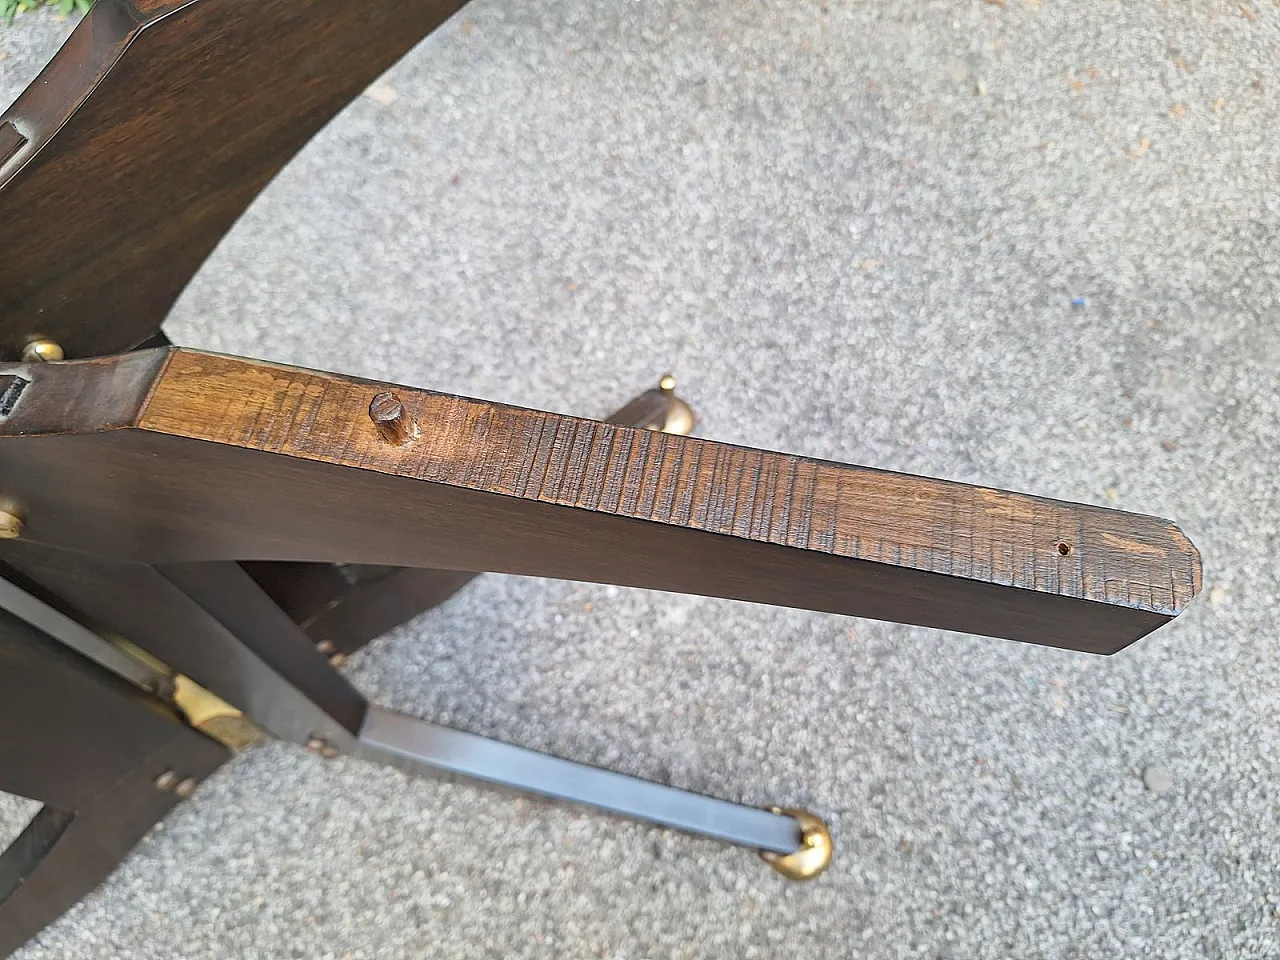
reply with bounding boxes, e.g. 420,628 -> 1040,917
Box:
1056,541 -> 1072,556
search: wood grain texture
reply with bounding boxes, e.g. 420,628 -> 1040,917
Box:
242,380 -> 693,653
0,350 -> 1200,654
0,0 -> 469,359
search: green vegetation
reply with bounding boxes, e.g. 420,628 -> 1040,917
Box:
2,0 -> 91,20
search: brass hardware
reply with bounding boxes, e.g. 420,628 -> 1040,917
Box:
107,635 -> 266,749
369,391 -> 419,445
0,510 -> 21,540
307,736 -> 339,759
172,675 -> 267,750
20,338 -> 64,363
760,808 -> 833,881
316,639 -> 336,655
172,675 -> 239,729
650,374 -> 694,437
158,770 -> 201,797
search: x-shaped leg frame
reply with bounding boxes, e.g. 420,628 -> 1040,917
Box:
0,348 -> 1197,870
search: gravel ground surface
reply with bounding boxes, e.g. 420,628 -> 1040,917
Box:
2,2 -> 1278,957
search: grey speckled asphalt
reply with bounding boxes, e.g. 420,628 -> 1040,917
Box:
2,2 -> 1278,957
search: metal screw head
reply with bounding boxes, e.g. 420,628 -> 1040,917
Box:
154,770 -> 179,791
328,652 -> 348,668
174,778 -> 198,799
306,735 -> 340,760
658,374 -> 677,393
21,339 -> 64,363
0,510 -> 22,540
315,640 -> 336,655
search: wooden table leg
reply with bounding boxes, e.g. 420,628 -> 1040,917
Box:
0,608 -> 229,956
0,545 -> 366,747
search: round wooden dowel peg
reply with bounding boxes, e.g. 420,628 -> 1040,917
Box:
369,391 -> 419,445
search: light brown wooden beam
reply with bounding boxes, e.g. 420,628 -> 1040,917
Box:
0,349 -> 1200,654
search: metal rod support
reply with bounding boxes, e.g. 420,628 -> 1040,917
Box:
0,576 -> 166,693
356,706 -> 803,855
